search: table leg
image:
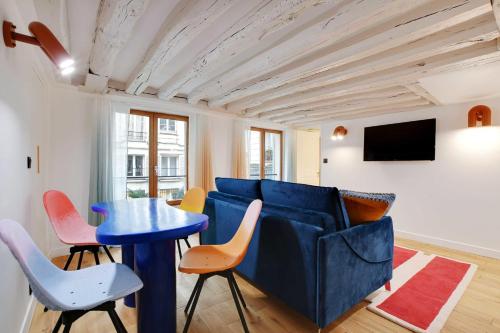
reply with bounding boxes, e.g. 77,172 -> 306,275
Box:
121,245 -> 136,308
135,239 -> 176,333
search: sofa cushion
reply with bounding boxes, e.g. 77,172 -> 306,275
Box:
208,191 -> 254,205
261,179 -> 350,229
208,191 -> 335,231
340,190 -> 395,226
215,177 -> 262,199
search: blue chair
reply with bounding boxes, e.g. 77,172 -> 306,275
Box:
0,219 -> 143,333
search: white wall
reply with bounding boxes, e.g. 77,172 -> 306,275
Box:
0,0 -> 51,332
321,99 -> 500,258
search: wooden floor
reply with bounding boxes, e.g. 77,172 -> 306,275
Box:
29,237 -> 500,333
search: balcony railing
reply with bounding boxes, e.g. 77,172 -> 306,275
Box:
128,131 -> 148,142
158,167 -> 183,177
127,168 -> 186,178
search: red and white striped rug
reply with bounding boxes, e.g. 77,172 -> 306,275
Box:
367,246 -> 477,332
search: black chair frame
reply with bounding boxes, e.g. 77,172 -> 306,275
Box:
176,237 -> 191,259
183,269 -> 249,333
51,301 -> 126,333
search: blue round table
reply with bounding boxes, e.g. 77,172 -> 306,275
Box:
92,198 -> 208,333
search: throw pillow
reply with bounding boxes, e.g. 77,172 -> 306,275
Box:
340,190 -> 395,225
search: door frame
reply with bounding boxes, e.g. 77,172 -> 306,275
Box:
130,109 -> 189,205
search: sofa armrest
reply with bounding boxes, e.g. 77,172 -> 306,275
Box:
317,216 -> 394,328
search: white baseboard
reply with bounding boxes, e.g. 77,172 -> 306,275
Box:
396,229 -> 500,259
20,296 -> 36,333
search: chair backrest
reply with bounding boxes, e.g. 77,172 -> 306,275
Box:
224,199 -> 262,265
43,190 -> 87,243
0,219 -> 62,308
179,187 -> 206,214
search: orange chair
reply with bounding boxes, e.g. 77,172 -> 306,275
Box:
179,199 -> 262,333
176,187 -> 206,259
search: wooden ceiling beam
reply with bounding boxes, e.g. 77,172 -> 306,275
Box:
404,83 -> 442,105
242,41 -> 500,116
269,93 -> 423,122
125,0 -> 235,96
285,100 -> 431,126
157,0 -> 341,101
224,10 -> 498,111
88,0 -> 148,92
191,0 -> 431,107
256,87 -> 410,119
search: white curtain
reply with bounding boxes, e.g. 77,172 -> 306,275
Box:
194,114 -> 214,193
283,128 -> 297,182
232,119 -> 250,179
88,97 -> 129,225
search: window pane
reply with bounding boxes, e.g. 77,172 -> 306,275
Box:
128,114 -> 148,142
159,118 -> 167,132
264,132 -> 281,180
127,155 -> 133,177
127,115 -> 150,199
168,119 -> 176,132
249,130 -> 261,179
157,118 -> 187,201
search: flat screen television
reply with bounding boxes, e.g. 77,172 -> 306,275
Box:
364,119 -> 436,161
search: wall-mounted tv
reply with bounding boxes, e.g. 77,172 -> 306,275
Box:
364,119 -> 436,161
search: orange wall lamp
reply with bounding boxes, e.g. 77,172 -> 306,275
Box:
331,126 -> 348,141
3,21 -> 74,75
468,105 -> 492,128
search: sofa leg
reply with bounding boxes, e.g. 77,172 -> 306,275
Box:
385,281 -> 391,291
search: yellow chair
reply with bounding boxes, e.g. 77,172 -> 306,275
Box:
177,187 -> 206,259
179,199 -> 262,333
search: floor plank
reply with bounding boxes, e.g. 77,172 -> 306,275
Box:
28,237 -> 500,332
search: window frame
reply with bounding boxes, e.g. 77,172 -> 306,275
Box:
130,109 -> 189,205
250,127 -> 284,180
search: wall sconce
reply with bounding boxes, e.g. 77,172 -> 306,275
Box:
331,126 -> 348,141
3,21 -> 75,75
468,105 -> 491,127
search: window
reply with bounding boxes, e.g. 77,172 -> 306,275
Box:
249,127 -> 283,180
128,114 -> 147,141
126,110 -> 188,204
160,155 -> 179,176
127,155 -> 145,177
159,118 -> 176,133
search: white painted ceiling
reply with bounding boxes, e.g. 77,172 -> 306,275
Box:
419,61 -> 500,105
31,0 -> 500,126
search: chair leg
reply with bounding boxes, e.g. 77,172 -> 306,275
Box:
183,238 -> 191,248
183,275 -> 205,333
108,308 -> 128,333
52,314 -> 63,333
63,252 -> 75,271
76,251 -> 84,270
229,272 -> 246,308
185,276 -> 203,314
177,239 -> 183,259
62,323 -> 72,333
227,273 -> 249,333
93,249 -> 100,265
102,246 -> 115,263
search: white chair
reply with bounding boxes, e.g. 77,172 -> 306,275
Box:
0,219 -> 143,333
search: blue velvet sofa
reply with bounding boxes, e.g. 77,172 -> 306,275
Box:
201,178 -> 394,329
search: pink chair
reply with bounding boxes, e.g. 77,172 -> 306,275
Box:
43,190 -> 115,271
